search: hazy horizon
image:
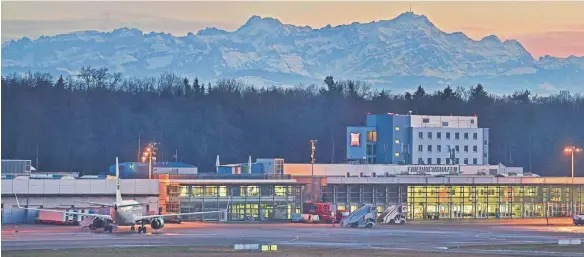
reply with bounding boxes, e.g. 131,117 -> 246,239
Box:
2,1 -> 584,58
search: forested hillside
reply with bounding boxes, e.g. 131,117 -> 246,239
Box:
2,67 -> 583,176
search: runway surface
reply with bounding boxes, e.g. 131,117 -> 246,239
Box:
2,222 -> 584,256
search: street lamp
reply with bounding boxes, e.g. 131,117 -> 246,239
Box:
564,145 -> 582,216
310,140 -> 317,202
141,143 -> 158,179
564,146 -> 582,178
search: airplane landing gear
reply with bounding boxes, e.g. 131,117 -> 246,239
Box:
137,227 -> 142,233
130,226 -> 135,232
141,226 -> 147,234
104,225 -> 113,233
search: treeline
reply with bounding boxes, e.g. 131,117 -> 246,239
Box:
2,67 -> 584,176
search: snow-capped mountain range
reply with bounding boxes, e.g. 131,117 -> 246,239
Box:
2,12 -> 584,93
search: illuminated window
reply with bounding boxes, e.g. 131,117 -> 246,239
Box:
395,126 -> 400,131
275,186 -> 287,196
367,131 -> 377,142
204,186 -> 218,196
219,186 -> 228,197
395,152 -> 400,157
192,186 -> 204,197
395,139 -> 400,144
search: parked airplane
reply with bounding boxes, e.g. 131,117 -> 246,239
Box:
16,157 -> 228,233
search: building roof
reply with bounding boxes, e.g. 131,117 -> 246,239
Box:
153,162 -> 196,168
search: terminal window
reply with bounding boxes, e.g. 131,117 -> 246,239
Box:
437,158 -> 441,164
473,145 -> 478,152
427,158 -> 432,165
423,118 -> 430,123
418,132 -> 423,139
455,145 -> 460,152
418,158 -> 423,164
446,132 -> 451,139
473,133 -> 478,140
437,145 -> 442,152
455,133 -> 460,140
437,132 -> 441,139
428,132 -> 432,139
473,158 -> 478,165
427,145 -> 432,152
464,145 -> 468,152
395,139 -> 400,144
418,145 -> 423,152
464,158 -> 468,164
464,133 -> 468,139
442,121 -> 449,127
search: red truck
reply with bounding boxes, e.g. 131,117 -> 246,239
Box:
302,202 -> 334,223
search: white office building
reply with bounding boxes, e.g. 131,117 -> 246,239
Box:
347,114 -> 488,165
410,115 -> 488,165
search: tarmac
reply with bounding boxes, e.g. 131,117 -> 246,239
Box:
2,220 -> 584,256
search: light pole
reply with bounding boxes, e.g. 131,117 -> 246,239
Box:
142,142 -> 158,179
564,145 -> 582,215
310,140 -> 317,202
564,146 -> 582,178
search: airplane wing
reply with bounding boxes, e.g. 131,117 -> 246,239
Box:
75,200 -> 114,207
75,200 -> 144,208
137,210 -> 226,220
15,195 -> 113,221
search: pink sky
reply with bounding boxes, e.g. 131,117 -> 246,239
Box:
2,1 -> 583,58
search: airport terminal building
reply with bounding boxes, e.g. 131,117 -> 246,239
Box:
2,113 -> 583,223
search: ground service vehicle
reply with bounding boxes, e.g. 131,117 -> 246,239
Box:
341,205 -> 377,228
574,214 -> 584,225
378,205 -> 407,225
302,202 -> 334,223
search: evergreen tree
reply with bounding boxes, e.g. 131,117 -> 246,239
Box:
55,75 -> 66,89
413,86 -> 426,100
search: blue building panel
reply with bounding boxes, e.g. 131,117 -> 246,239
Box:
346,126 -> 375,161
108,162 -> 149,179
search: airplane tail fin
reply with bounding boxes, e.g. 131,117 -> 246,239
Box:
115,157 -> 122,204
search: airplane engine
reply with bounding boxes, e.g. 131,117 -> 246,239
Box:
150,218 -> 164,229
92,218 -> 106,229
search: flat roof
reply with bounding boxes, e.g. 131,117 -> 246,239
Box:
327,176 -> 584,185
167,179 -> 299,185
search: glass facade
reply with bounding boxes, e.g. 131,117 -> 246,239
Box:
322,184 -> 584,220
174,184 -> 303,221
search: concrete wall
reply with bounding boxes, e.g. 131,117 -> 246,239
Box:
285,163 -> 522,177
409,115 -> 478,128
1,178 -> 160,224
1,179 -> 158,195
326,176 -> 584,185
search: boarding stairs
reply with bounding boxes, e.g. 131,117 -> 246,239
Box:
341,205 -> 377,228
378,204 -> 406,224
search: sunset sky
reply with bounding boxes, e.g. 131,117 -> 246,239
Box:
2,1 -> 583,58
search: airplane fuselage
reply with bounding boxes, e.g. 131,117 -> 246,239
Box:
110,200 -> 145,226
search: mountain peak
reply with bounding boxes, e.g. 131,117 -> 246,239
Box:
241,15 -> 283,28
481,35 -> 501,43
393,11 -> 430,23
197,27 -> 228,36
